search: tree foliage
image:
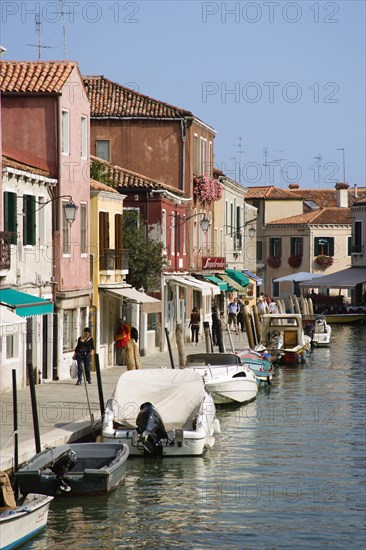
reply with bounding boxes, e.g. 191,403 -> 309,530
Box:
90,160 -> 113,185
123,210 -> 165,292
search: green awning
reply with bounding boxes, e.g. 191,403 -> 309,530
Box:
0,288 -> 53,317
225,269 -> 250,287
203,275 -> 228,291
218,273 -> 244,292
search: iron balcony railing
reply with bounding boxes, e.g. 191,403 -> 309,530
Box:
0,232 -> 13,271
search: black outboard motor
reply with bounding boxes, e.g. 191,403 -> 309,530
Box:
50,449 -> 77,492
136,402 -> 169,457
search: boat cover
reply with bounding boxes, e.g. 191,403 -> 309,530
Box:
112,369 -> 207,431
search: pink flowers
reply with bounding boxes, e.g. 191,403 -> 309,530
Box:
193,175 -> 223,203
314,255 -> 334,269
267,255 -> 281,268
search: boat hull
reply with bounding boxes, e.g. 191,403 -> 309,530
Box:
0,494 -> 53,550
15,443 -> 129,497
205,378 -> 257,405
325,314 -> 365,324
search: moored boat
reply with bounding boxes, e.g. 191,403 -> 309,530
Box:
15,442 -> 129,497
102,369 -> 220,457
0,471 -> 53,550
236,349 -> 274,386
185,352 -> 257,405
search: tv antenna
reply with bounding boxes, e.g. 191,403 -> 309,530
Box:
235,136 -> 244,184
25,14 -> 56,60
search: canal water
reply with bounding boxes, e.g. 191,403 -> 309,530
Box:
26,325 -> 366,549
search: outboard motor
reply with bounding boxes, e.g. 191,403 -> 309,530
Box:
50,449 -> 77,492
304,323 -> 314,340
136,402 -> 169,457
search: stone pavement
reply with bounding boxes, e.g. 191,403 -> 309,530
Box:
0,331 -> 249,472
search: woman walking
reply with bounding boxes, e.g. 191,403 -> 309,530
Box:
73,327 -> 94,385
189,307 -> 200,345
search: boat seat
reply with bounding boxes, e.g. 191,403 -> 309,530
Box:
283,331 -> 298,347
0,472 -> 16,509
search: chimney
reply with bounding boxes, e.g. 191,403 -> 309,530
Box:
335,182 -> 349,207
288,183 -> 299,189
354,184 -> 358,198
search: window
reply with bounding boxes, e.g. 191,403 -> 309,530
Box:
272,281 -> 280,298
177,214 -> 181,254
62,201 -> 71,255
81,115 -> 88,158
193,208 -> 198,250
63,310 -> 73,351
80,203 -> 87,254
353,221 -> 363,253
183,216 -> 187,255
347,236 -> 352,256
200,137 -> 207,174
4,191 -> 17,244
257,240 -> 263,261
314,237 -> 334,256
161,210 -> 167,250
99,211 -> 110,270
96,140 -> 110,161
23,195 -> 36,246
6,334 -> 17,358
270,237 -> 281,256
193,135 -> 199,174
291,237 -> 303,256
62,109 -> 70,154
38,197 -> 45,246
208,142 -> 213,177
115,213 -> 123,269
171,213 -> 175,255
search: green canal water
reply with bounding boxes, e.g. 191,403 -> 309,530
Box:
25,325 -> 366,549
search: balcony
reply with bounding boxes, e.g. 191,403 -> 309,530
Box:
0,232 -> 13,272
100,249 -> 129,271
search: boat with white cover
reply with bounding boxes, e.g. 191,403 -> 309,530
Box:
185,353 -> 257,405
102,369 -> 220,457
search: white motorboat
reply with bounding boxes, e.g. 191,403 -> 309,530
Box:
303,315 -> 332,347
102,369 -> 220,457
256,314 -> 312,365
185,353 -> 257,405
0,471 -> 53,550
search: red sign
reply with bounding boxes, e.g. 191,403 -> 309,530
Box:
201,257 -> 226,270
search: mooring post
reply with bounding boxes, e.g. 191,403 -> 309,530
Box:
27,364 -> 41,454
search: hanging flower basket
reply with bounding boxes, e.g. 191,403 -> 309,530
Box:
288,255 -> 302,268
266,255 -> 281,268
193,175 -> 223,204
314,255 -> 334,269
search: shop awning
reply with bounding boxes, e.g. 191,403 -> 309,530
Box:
243,270 -> 263,286
299,267 -> 366,289
203,275 -> 229,291
217,273 -> 245,292
273,272 -> 323,283
0,288 -> 53,317
103,286 -> 161,313
166,276 -> 220,296
225,269 -> 250,287
0,306 -> 26,335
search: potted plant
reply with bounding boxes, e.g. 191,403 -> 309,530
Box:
266,255 -> 281,268
288,255 -> 302,268
314,255 -> 334,269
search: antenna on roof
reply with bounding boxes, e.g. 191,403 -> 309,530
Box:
61,0 -> 67,60
235,136 -> 244,184
313,154 -> 323,188
26,14 -> 56,59
263,147 -> 269,184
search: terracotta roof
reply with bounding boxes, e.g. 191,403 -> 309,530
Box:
91,156 -> 185,196
0,61 -> 77,93
291,188 -> 366,208
83,75 -> 193,119
267,207 -> 351,226
246,186 -> 299,200
90,179 -> 119,193
2,154 -> 52,178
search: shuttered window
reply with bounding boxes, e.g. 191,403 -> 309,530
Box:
80,203 -> 87,254
314,237 -> 334,256
99,211 -> 110,270
115,213 -> 123,270
291,237 -> 303,256
23,195 -> 36,245
4,192 -> 17,244
270,237 -> 281,256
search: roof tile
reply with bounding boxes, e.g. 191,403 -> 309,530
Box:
0,61 -> 77,93
268,207 -> 352,226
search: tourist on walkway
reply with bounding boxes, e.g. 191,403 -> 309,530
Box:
74,327 -> 94,385
228,297 -> 239,334
189,307 -> 200,345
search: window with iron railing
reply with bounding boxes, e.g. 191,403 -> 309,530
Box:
0,232 -> 13,270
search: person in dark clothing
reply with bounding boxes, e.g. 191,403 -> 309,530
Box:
189,307 -> 200,345
73,327 -> 94,385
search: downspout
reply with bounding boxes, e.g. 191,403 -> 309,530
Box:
52,96 -> 61,380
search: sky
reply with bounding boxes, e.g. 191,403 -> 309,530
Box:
0,0 -> 365,189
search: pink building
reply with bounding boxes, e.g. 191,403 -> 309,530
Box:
0,61 -> 91,379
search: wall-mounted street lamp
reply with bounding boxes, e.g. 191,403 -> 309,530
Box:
224,218 -> 257,238
174,212 -> 211,234
36,195 -> 78,224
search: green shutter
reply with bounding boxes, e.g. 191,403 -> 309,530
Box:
329,238 -> 334,256
314,237 -> 320,256
23,195 -> 36,245
4,192 -> 17,244
347,236 -> 351,256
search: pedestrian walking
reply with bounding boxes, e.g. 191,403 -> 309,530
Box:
189,307 -> 200,344
228,297 -> 239,334
73,327 -> 94,385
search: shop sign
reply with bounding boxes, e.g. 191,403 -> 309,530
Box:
202,257 -> 226,270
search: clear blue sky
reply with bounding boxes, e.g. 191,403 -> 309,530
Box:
1,0 -> 365,189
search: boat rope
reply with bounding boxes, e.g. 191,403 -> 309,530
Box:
2,430 -> 18,449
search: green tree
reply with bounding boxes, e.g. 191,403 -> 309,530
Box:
90,160 -> 113,185
123,210 -> 165,292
